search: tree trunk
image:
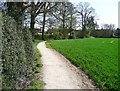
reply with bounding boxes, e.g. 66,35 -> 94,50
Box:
82,29 -> 86,38
42,12 -> 46,40
62,12 -> 65,28
30,14 -> 35,37
69,13 -> 73,36
82,16 -> 86,38
63,16 -> 65,28
62,3 -> 65,28
42,3 -> 46,40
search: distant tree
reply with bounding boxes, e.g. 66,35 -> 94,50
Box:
40,2 -> 58,40
76,2 -> 97,38
47,2 -> 77,39
101,24 -> 115,30
66,3 -> 77,30
46,18 -> 56,29
49,2 -> 76,29
20,2 -> 57,40
67,3 -> 77,35
86,16 -> 98,30
26,2 -> 44,37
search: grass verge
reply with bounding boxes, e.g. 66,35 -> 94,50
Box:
28,39 -> 45,90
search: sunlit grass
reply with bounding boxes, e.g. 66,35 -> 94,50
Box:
47,38 -> 119,90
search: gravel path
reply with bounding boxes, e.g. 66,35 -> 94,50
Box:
37,41 -> 97,89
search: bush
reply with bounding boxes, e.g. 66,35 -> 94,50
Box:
86,29 -> 93,38
48,28 -> 69,40
91,29 -> 113,38
34,33 -> 53,40
113,29 -> 120,38
75,30 -> 83,38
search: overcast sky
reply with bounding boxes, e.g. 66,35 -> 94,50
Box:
69,0 -> 119,28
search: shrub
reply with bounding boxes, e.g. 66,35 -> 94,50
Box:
86,29 -> 93,38
113,28 -> 120,38
34,33 -> 53,40
49,28 -> 69,40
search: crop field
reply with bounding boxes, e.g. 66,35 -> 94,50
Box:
47,38 -> 119,90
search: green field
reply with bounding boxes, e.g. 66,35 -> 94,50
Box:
47,38 -> 119,90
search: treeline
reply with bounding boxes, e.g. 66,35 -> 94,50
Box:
34,28 -> 120,40
1,1 -> 118,41
0,1 -> 99,40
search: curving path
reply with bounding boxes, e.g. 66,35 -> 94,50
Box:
37,41 -> 97,89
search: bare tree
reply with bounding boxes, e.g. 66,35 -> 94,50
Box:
101,24 -> 115,30
86,16 -> 98,30
40,2 -> 58,40
24,2 -> 57,40
49,2 -> 76,29
76,2 -> 97,38
28,2 -> 44,37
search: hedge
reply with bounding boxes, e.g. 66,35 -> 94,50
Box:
1,14 -> 37,89
0,10 -> 2,89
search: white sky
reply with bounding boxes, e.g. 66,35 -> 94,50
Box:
69,0 -> 119,28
